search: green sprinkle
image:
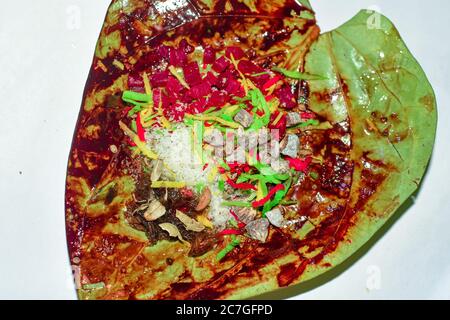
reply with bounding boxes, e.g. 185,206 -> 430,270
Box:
228,219 -> 239,229
220,114 -> 234,122
203,107 -> 218,114
233,96 -> 250,103
251,71 -> 270,77
142,165 -> 151,174
216,235 -> 240,261
82,282 -> 105,290
122,91 -> 152,109
298,96 -> 308,105
249,89 -> 270,126
309,171 -> 319,180
193,121 -> 204,163
248,117 -> 265,131
280,200 -> 298,206
246,193 -> 257,201
131,119 -> 137,132
144,114 -> 158,122
195,182 -> 206,193
236,173 -> 285,185
218,159 -> 230,171
222,201 -> 251,208
254,162 -> 276,176
184,117 -> 194,126
263,176 -> 293,213
274,173 -> 290,181
259,180 -> 268,197
290,119 -> 320,129
272,67 -> 326,81
218,179 -> 225,192
236,174 -> 251,183
301,119 -> 320,127
128,105 -> 143,117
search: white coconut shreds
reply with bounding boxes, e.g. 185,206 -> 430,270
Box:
146,124 -> 232,229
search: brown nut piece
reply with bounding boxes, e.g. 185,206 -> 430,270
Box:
195,187 -> 211,211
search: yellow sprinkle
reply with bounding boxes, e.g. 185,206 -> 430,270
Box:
112,59 -> 125,70
207,166 -> 218,183
185,114 -> 239,129
141,109 -> 155,128
131,147 -> 140,157
246,78 -> 258,90
151,181 -> 186,188
142,120 -> 155,128
160,115 -> 171,129
157,97 -> 171,129
143,72 -> 152,96
256,180 -> 265,201
193,121 -> 204,163
229,54 -> 249,95
196,215 -> 213,229
142,72 -> 154,119
163,163 -> 177,178
365,119 -> 379,132
268,98 -> 280,113
168,65 -> 190,89
119,121 -> 158,160
96,60 -> 108,72
272,112 -> 284,126
222,104 -> 240,116
267,80 -> 283,96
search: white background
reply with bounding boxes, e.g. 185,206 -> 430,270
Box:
0,0 -> 448,300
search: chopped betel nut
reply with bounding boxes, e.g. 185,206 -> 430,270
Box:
286,112 -> 302,127
203,129 -> 223,147
271,159 -> 290,174
245,218 -> 270,242
265,207 -> 285,228
233,207 -> 258,224
143,200 -> 166,221
280,134 -> 300,158
233,109 -> 254,128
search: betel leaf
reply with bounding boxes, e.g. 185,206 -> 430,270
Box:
66,0 -> 436,301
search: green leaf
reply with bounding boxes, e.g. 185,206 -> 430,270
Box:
272,66 -> 326,81
248,89 -> 270,126
221,201 -> 251,208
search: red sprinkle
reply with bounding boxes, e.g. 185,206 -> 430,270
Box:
127,137 -> 136,147
219,229 -> 242,236
286,156 -> 312,172
301,112 -> 315,120
226,179 -> 257,191
252,184 -> 285,208
265,95 -> 275,102
262,75 -> 282,92
228,163 -> 251,174
122,106 -> 132,117
136,112 -> 146,142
